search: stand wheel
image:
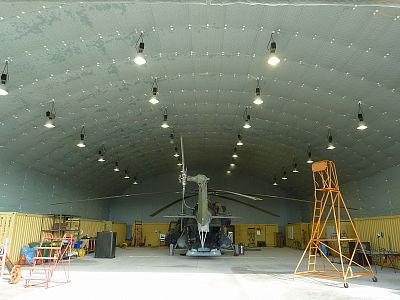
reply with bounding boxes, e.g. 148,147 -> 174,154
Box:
372,276 -> 378,282
10,265 -> 22,284
344,282 -> 349,288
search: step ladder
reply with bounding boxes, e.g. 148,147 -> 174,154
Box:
294,160 -> 376,288
25,233 -> 73,288
133,221 -> 143,247
307,196 -> 324,271
0,238 -> 8,282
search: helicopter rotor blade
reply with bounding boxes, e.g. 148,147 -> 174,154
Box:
209,189 -> 262,201
247,193 -> 359,211
149,194 -> 197,217
50,191 -> 181,206
212,193 -> 280,218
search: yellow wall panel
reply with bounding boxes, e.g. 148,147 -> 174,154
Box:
285,223 -> 311,249
112,222 -> 127,246
131,223 -> 169,247
0,212 -> 15,245
80,219 -> 109,238
233,224 -> 278,247
354,216 -> 400,252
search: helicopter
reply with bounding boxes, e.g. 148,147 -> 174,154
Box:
149,137 -> 281,257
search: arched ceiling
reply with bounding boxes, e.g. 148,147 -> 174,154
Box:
1,1 -> 400,197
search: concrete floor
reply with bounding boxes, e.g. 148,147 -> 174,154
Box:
1,247 -> 399,300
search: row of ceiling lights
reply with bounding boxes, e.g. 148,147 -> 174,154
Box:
2,30 -> 368,184
225,102 -> 368,183
74,126 -> 139,184
0,32 -> 278,97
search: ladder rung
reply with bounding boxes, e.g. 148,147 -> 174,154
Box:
36,246 -> 61,249
28,267 -> 54,270
34,256 -> 58,260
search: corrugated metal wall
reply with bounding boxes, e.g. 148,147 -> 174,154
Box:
0,212 -> 15,246
285,221 -> 355,250
8,213 -> 53,262
131,223 -> 169,247
234,224 -> 279,247
354,215 -> 400,257
1,212 -> 114,262
80,219 -> 109,238
112,222 -> 127,246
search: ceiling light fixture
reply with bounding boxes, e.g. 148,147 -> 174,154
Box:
306,145 -> 313,164
113,161 -> 120,172
230,159 -> 236,168
124,170 -> 130,179
97,145 -> 106,162
273,177 -> 278,186
282,170 -> 288,180
177,157 -> 183,166
236,134 -> 244,146
226,170 -> 231,174
267,32 -> 280,66
292,162 -> 299,173
161,107 -> 169,128
44,101 -> 56,128
133,177 -> 138,185
149,79 -> 159,104
133,32 -> 146,65
0,61 -> 9,96
76,126 -> 86,148
173,147 -> 180,158
243,107 -> 251,129
232,147 -> 238,158
357,101 -> 368,130
253,79 -> 263,105
327,129 -> 336,150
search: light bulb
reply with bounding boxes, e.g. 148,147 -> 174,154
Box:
44,119 -> 55,128
161,121 -> 169,129
226,170 -> 231,174
253,96 -> 263,105
267,54 -> 280,66
77,140 -> 85,148
149,96 -> 159,104
114,166 -> 120,172
357,121 -> 368,130
230,162 -> 235,167
243,121 -> 251,129
0,84 -> 8,96
327,143 -> 335,150
134,54 -> 146,65
307,157 -> 313,164
232,153 -> 238,158
98,155 -> 105,162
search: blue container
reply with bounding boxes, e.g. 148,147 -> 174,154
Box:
73,240 -> 83,249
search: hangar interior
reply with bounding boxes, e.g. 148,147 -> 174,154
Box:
0,1 -> 400,299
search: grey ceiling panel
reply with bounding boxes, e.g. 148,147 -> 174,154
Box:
1,2 -> 400,198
